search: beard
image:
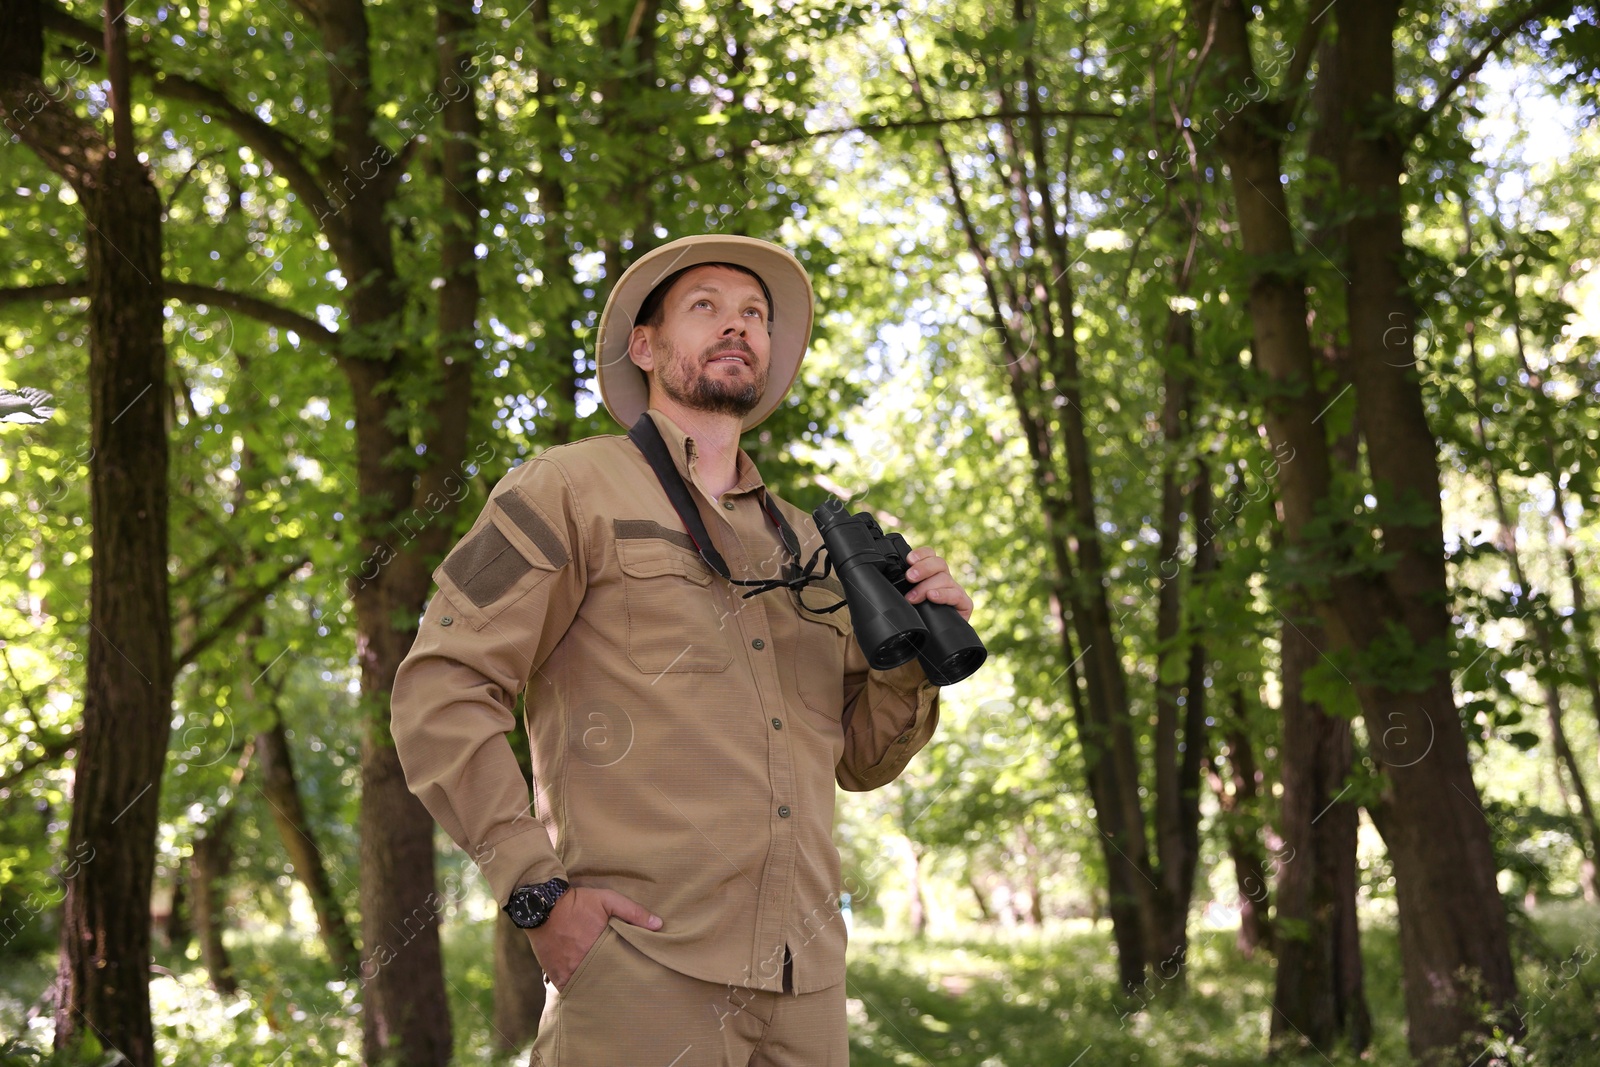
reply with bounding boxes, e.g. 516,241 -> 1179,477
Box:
653,336 -> 768,418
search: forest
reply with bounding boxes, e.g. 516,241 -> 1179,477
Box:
2,0 -> 1599,1064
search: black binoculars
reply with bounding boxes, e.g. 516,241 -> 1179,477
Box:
812,498 -> 986,686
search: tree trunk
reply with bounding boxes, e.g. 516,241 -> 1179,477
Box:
164,869 -> 190,951
966,871 -> 993,923
529,0 -> 583,446
50,105 -> 172,1067
1209,713 -> 1272,959
1,4 -> 174,1063
1264,30 -> 1369,1052
256,713 -> 360,973
1152,332 -> 1194,979
1189,0 -> 1519,1057
1019,823 -> 1047,927
217,416 -> 360,977
1466,329 -> 1600,900
914,52 -> 1149,986
491,912 -> 546,1055
190,814 -> 238,996
905,841 -> 927,941
1271,610 -> 1370,1053
1333,1 -> 1521,1054
322,0 -> 483,1056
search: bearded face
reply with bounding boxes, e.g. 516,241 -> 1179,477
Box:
632,265 -> 773,419
651,333 -> 769,418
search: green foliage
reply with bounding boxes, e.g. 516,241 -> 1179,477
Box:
7,0 -> 1600,1059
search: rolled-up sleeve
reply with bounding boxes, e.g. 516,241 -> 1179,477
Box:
834,644 -> 940,791
390,459 -> 587,904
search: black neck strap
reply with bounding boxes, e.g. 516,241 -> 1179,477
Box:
627,413 -> 834,602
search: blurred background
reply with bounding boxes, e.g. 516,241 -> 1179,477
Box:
2,0 -> 1599,1063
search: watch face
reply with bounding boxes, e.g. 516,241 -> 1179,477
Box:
508,892 -> 542,928
505,879 -> 567,928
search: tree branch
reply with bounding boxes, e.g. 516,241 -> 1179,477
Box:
1407,0 -> 1569,141
147,69 -> 337,218
0,729 -> 79,791
0,643 -> 77,791
1281,8 -> 1325,124
0,279 -> 340,346
376,134 -> 422,201
0,281 -> 91,308
173,556 -> 310,671
746,107 -> 1120,153
41,4 -> 338,220
0,75 -> 105,191
165,282 -> 340,346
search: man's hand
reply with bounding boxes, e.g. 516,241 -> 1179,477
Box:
901,546 -> 974,621
527,886 -> 663,992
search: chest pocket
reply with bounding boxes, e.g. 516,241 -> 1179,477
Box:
787,580 -> 853,719
616,537 -> 733,674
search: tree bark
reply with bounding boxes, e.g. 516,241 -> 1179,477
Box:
905,841 -> 927,940
163,869 -> 190,950
1333,1 -> 1521,1054
315,0 -> 482,1057
1264,31 -> 1370,1051
1189,0 -> 1519,1057
1207,713 -> 1272,959
256,712 -> 360,973
917,0 -> 1160,986
2,4 -> 174,1063
1271,610 -> 1369,1053
908,39 -> 1150,985
528,0 -> 583,446
1150,297 -> 1212,981
966,872 -> 993,923
190,813 -> 238,996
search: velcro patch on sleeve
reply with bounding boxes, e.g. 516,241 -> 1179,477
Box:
442,525 -> 530,608
496,491 -> 570,569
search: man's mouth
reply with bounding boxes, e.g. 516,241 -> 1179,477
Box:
708,351 -> 751,366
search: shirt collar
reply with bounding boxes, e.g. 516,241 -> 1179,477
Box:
644,408 -> 766,498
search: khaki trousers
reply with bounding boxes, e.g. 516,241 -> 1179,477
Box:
529,923 -> 849,1067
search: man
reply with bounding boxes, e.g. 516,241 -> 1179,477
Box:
391,234 -> 972,1065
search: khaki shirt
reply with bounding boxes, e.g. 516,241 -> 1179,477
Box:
390,409 -> 940,994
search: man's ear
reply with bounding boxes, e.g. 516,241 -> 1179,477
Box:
628,326 -> 656,372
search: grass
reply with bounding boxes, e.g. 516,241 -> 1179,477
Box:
3,904 -> 1596,1065
840,921 -> 1409,1067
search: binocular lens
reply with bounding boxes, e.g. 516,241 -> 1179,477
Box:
927,647 -> 987,686
870,631 -> 923,671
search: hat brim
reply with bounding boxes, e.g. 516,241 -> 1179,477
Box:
595,235 -> 814,432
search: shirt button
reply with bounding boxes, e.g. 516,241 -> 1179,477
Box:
441,617 -> 453,626
723,501 -> 735,510
752,638 -> 765,650
771,718 -> 782,730
778,805 -> 791,818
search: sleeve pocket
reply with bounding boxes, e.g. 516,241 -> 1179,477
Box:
436,493 -> 565,631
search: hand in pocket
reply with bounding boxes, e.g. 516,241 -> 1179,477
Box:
527,886 -> 663,992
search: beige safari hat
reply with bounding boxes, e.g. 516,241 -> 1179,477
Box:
594,234 -> 814,431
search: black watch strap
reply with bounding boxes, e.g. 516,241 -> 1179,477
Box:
503,877 -> 570,929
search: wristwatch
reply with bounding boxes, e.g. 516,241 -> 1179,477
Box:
503,877 -> 570,929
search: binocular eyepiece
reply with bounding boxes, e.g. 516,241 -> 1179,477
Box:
812,498 -> 986,686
